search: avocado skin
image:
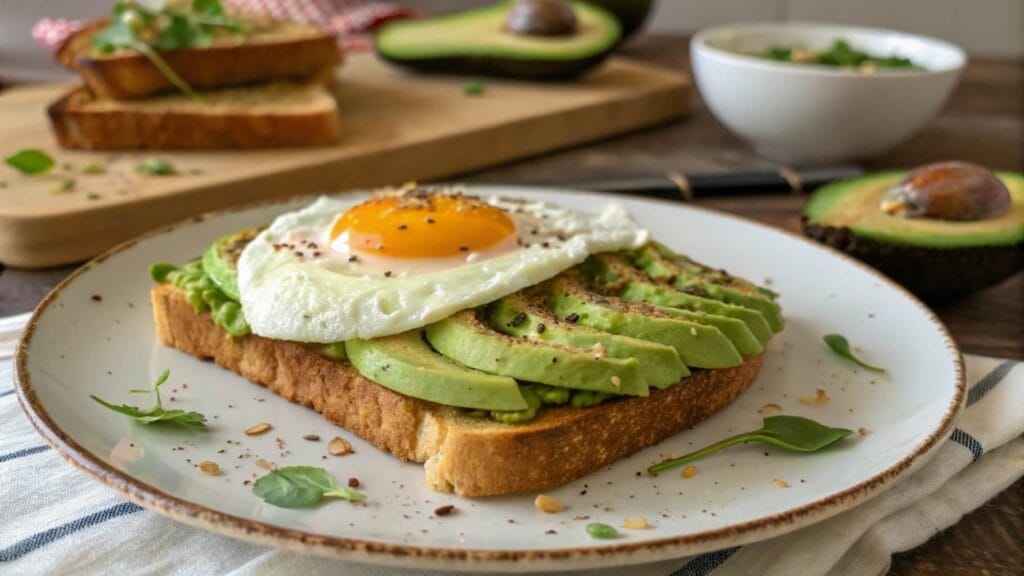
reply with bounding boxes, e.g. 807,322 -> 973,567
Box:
376,51 -> 614,81
581,0 -> 652,40
802,218 -> 1023,301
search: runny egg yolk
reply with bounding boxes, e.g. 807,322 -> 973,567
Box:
330,195 -> 517,259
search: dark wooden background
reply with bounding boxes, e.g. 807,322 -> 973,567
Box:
1,33 -> 1021,575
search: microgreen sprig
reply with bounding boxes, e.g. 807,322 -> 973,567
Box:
91,369 -> 207,429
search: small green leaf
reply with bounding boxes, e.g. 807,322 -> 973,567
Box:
91,369 -> 207,430
136,157 -> 177,176
823,334 -> 886,373
463,80 -> 486,96
647,416 -> 852,475
51,178 -> 76,194
253,466 -> 367,508
5,149 -> 55,175
82,161 -> 105,174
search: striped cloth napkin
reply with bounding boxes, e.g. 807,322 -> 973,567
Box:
1,311 -> 1021,575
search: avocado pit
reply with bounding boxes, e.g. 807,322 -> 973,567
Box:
505,0 -> 578,36
880,161 -> 1012,221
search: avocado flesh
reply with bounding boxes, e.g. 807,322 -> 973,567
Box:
426,310 -> 649,397
582,254 -> 774,344
489,294 -> 689,389
631,244 -> 784,332
202,227 -> 263,302
375,1 -> 621,80
802,171 -> 1024,301
803,172 -> 1024,248
545,273 -> 743,369
347,331 -> 529,411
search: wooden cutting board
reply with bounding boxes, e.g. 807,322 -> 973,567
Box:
0,53 -> 690,268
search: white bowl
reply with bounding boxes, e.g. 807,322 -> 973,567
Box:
691,23 -> 966,165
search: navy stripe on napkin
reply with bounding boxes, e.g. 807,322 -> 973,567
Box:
672,547 -> 739,576
0,388 -> 14,398
0,445 -> 50,463
0,502 -> 143,562
967,360 -> 1018,406
949,428 -> 983,462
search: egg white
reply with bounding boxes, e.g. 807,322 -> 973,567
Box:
237,194 -> 648,342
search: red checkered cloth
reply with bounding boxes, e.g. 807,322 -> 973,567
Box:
32,0 -> 414,54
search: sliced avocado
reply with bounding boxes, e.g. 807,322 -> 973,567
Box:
544,272 -> 743,369
375,1 -> 621,80
650,305 -> 761,355
425,310 -> 648,397
582,254 -> 774,344
201,227 -> 263,302
347,331 -> 529,411
630,244 -> 784,332
489,294 -> 689,389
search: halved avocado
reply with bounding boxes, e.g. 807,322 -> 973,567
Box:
375,1 -> 621,80
803,171 -> 1024,300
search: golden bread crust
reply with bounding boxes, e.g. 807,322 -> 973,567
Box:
152,284 -> 763,497
57,20 -> 342,100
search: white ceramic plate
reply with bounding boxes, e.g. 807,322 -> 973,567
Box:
15,187 -> 964,572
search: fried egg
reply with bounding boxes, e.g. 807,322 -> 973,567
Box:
237,188 -> 648,342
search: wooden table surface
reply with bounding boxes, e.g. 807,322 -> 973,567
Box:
1,34 -> 1021,574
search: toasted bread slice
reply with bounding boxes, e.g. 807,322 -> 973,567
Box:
151,283 -> 763,497
48,82 -> 341,150
57,21 -> 343,100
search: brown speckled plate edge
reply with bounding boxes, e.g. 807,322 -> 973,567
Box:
14,188 -> 966,572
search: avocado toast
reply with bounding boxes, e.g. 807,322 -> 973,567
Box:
150,191 -> 782,497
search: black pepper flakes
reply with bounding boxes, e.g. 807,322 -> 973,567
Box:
426,217 -> 435,224
348,255 -> 359,263
303,434 -> 320,442
458,245 -> 469,252
434,504 -> 456,517
348,477 -> 360,488
384,271 -> 393,277
565,312 -> 580,324
91,294 -> 102,302
536,323 -> 546,334
507,312 -> 527,328
398,224 -> 408,230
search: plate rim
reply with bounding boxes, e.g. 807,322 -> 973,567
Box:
13,187 -> 966,568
